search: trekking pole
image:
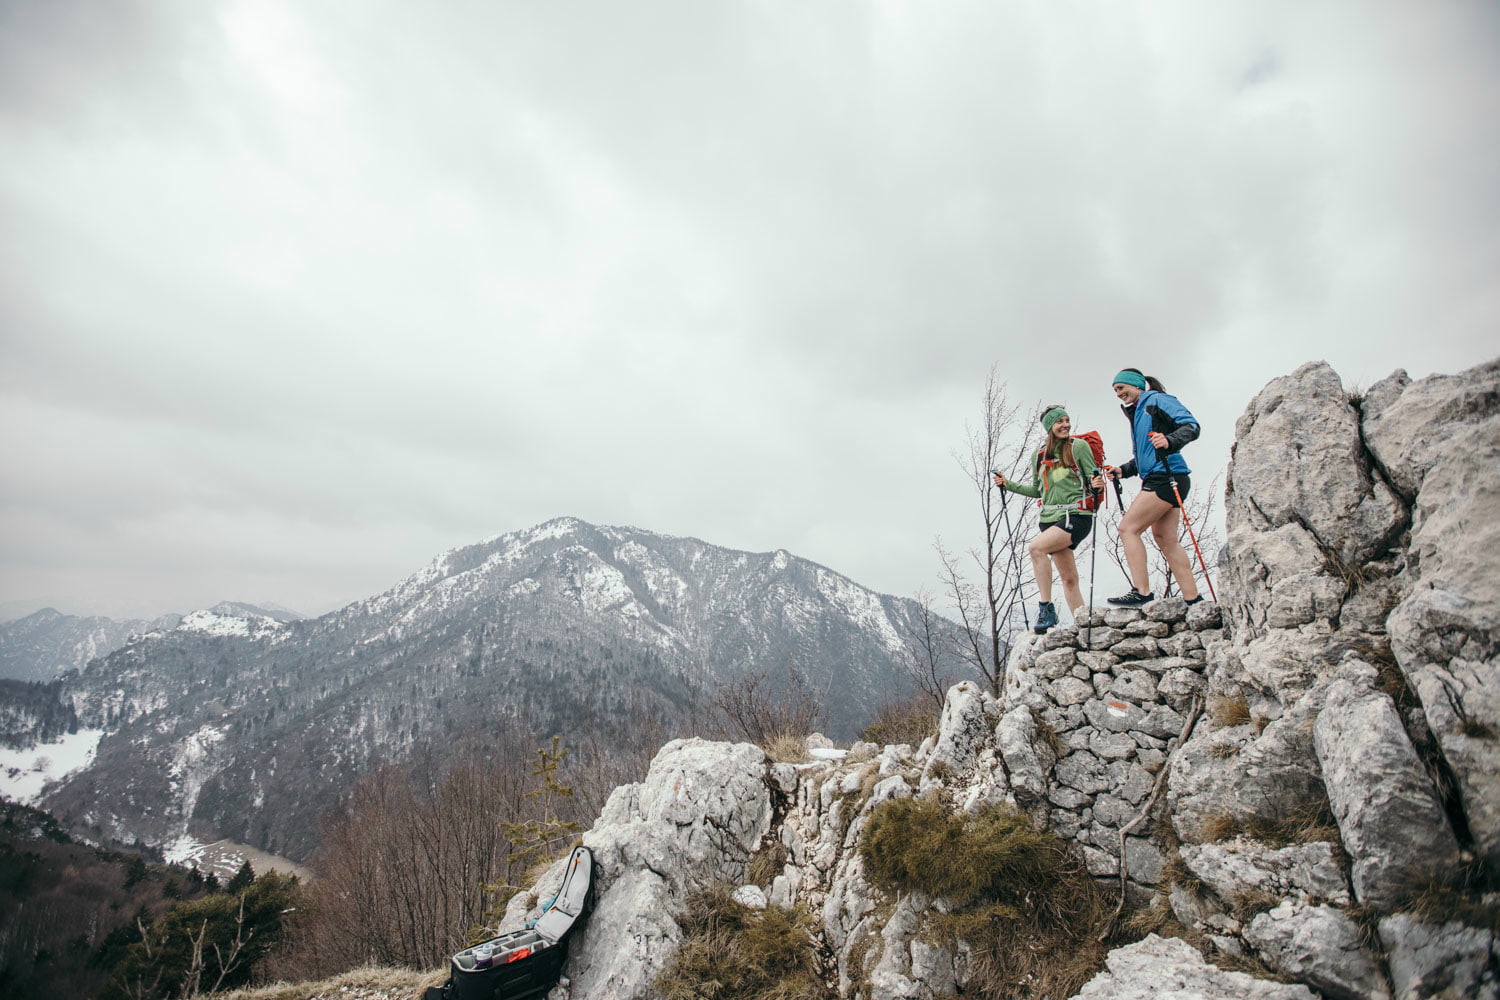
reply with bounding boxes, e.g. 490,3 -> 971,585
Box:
992,472 -> 1031,631
1168,477 -> 1217,603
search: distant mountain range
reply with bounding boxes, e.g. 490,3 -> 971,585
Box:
15,519 -> 953,861
0,602 -> 304,682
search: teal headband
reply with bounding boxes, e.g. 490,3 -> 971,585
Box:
1041,407 -> 1068,432
1112,370 -> 1147,390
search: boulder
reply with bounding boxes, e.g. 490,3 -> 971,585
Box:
921,682 -> 1002,785
1244,901 -> 1390,1000
1367,360 -> 1500,867
1180,838 -> 1351,905
1378,910 -> 1500,1000
1226,361 -> 1405,570
1169,705 -> 1326,845
1313,676 -> 1462,908
506,738 -> 772,1000
1071,933 -> 1318,999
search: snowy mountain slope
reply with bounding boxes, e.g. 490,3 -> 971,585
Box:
34,519 -> 957,861
0,609 -> 164,682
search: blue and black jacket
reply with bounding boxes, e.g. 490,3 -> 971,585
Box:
1117,389 -> 1199,479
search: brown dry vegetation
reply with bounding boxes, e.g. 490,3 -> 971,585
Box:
210,965 -> 442,1000
655,885 -> 832,1000
860,795 -> 1112,998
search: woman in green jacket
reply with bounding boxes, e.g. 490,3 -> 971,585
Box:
992,405 -> 1099,633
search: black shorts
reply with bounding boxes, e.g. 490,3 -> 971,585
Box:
1143,473 -> 1190,507
1039,512 -> 1094,550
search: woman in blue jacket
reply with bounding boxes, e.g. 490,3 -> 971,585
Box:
1105,369 -> 1205,606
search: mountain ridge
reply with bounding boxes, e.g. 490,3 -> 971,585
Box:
25,517 -> 954,861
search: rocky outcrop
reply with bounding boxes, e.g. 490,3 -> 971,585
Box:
500,739 -> 772,999
1159,358 -> 1500,1000
1072,934 -> 1317,999
497,359 -> 1498,1000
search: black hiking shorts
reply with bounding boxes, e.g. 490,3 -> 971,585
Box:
1143,473 -> 1190,508
1040,512 -> 1093,550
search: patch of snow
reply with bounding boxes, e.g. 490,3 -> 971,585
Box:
808,747 -> 848,760
176,609 -> 288,640
0,728 -> 104,805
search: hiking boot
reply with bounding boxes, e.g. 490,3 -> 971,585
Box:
1185,595 -> 1206,606
1034,601 -> 1058,634
1107,589 -> 1154,607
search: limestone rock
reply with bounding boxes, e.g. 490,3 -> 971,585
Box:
1170,706 -> 1325,845
1379,910 -> 1500,1000
1367,361 -> 1500,867
514,739 -> 772,1000
996,705 -> 1052,807
921,682 -> 1001,786
1314,677 -> 1461,908
1244,901 -> 1390,1000
1179,838 -> 1350,905
1071,933 -> 1318,999
1226,361 -> 1405,570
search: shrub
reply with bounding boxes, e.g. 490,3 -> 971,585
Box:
655,885 -> 831,1000
860,700 -> 937,748
860,796 -> 1109,997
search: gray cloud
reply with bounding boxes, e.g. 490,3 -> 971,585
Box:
2,0 -> 1497,619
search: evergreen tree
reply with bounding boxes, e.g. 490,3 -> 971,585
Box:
226,859 -> 255,893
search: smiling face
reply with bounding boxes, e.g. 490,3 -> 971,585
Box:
1113,382 -> 1142,405
1050,414 -> 1072,441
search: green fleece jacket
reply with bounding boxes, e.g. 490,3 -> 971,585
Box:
1002,438 -> 1099,522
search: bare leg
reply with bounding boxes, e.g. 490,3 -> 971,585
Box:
1151,510 -> 1201,600
1118,491 -> 1175,595
1028,526 -> 1075,603
1051,547 -> 1083,613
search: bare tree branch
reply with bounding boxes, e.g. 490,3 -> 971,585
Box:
936,365 -> 1038,698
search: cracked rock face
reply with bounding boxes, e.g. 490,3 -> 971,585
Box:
1314,671 -> 1461,908
508,359 -> 1499,1000
1072,934 -> 1318,999
1363,359 -> 1500,868
1244,901 -> 1390,1000
500,738 -> 772,1000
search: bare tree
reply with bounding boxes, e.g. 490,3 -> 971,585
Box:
1097,471 -> 1223,600
711,656 -> 829,746
937,366 -> 1040,698
898,586 -> 957,712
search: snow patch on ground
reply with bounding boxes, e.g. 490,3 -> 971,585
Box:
176,609 -> 288,640
0,728 -> 104,805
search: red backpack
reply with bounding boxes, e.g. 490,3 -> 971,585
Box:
1033,431 -> 1108,512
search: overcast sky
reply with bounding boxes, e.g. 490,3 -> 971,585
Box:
2,0 -> 1497,621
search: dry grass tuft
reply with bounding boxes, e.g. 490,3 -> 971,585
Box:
1208,743 -> 1241,759
860,796 -> 1110,998
1207,694 -> 1251,729
1200,813 -> 1241,844
761,732 -> 810,764
655,885 -> 831,1000
1031,711 -> 1068,761
860,700 -> 938,748
746,838 -> 791,889
211,965 -> 443,1000
1160,852 -> 1201,894
1460,717 -> 1499,740
1228,889 -> 1282,922
1121,894 -> 1175,938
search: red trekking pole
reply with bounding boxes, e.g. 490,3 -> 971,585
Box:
1168,477 -> 1216,602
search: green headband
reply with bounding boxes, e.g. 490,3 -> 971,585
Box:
1041,407 -> 1068,432
1112,370 -> 1147,390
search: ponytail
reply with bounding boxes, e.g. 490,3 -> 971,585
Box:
1121,366 -> 1166,392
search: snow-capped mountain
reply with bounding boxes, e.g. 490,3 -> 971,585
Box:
0,608 -> 173,682
31,519 -> 954,861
